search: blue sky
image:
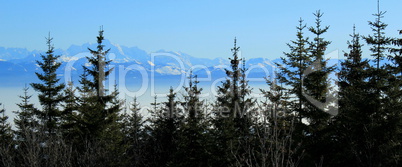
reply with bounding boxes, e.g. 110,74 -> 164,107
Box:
0,0 -> 401,59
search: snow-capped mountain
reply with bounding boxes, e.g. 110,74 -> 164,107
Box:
0,40 -> 281,86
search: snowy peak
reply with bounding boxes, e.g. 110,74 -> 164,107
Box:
0,40 -> 279,77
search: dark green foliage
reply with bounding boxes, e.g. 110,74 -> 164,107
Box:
304,10 -> 334,126
71,29 -> 124,166
13,85 -> 39,140
275,11 -> 336,166
211,38 -> 255,167
121,97 -> 144,166
335,25 -> 372,166
0,103 -> 13,167
258,79 -> 300,167
357,5 -> 398,166
0,103 -> 12,144
30,34 -> 65,134
301,10 -> 336,166
75,28 -> 121,140
363,7 -> 392,70
144,88 -> 182,166
173,72 -> 210,167
277,18 -> 311,123
60,81 -> 80,139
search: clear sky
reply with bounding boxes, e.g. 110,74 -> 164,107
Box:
0,0 -> 401,59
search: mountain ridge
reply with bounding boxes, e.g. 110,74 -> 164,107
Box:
0,40 -> 345,87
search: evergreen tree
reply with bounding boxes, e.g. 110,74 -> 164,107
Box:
237,58 -> 254,135
182,71 -> 204,120
145,88 -> 182,166
336,25 -> 372,166
30,34 -> 65,135
382,31 -> 402,166
302,10 -> 335,166
60,81 -> 79,139
69,28 -> 122,166
274,18 -> 312,165
275,16 -> 336,165
14,85 -> 39,140
360,2 -> 396,165
277,18 -> 311,124
174,72 -> 210,167
0,103 -> 12,144
0,103 -> 13,167
381,14 -> 402,167
212,38 -> 254,166
76,27 -> 120,139
142,95 -> 160,167
122,96 -> 144,166
304,10 -> 334,129
363,3 -> 392,71
259,78 -> 298,167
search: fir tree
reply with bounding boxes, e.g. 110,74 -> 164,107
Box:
0,103 -> 13,167
302,10 -> 335,166
142,95 -> 161,167
71,28 -> 122,166
182,71 -> 204,120
360,2 -> 396,165
381,12 -> 402,167
363,2 -> 392,71
259,78 -> 297,167
30,33 -> 65,135
122,96 -> 144,166
146,88 -> 182,166
304,10 -> 334,126
277,18 -> 311,123
336,25 -> 372,166
60,81 -> 79,139
76,27 -> 121,139
236,58 -> 254,134
13,85 -> 39,140
0,103 -> 12,144
212,38 -> 254,167
174,72 -> 210,167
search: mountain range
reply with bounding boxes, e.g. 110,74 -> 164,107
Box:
0,40 -> 281,87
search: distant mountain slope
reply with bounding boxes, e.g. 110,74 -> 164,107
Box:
0,40 -> 346,87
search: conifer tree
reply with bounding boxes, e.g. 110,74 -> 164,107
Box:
174,72 -> 210,167
212,38 -> 241,167
60,81 -> 79,139
182,71 -> 204,120
142,95 -> 161,166
70,28 -> 122,166
0,103 -> 13,167
76,27 -> 121,139
122,97 -> 144,166
304,10 -> 334,127
363,2 -> 392,71
360,2 -> 396,165
0,103 -> 12,144
383,30 -> 402,166
215,38 -> 254,130
336,25 -> 372,166
14,85 -> 39,140
381,12 -> 402,167
259,78 -> 298,167
30,34 -> 65,135
146,88 -> 182,166
211,38 -> 255,167
302,10 -> 335,166
237,58 -> 254,135
277,18 -> 311,123
126,97 -> 143,139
